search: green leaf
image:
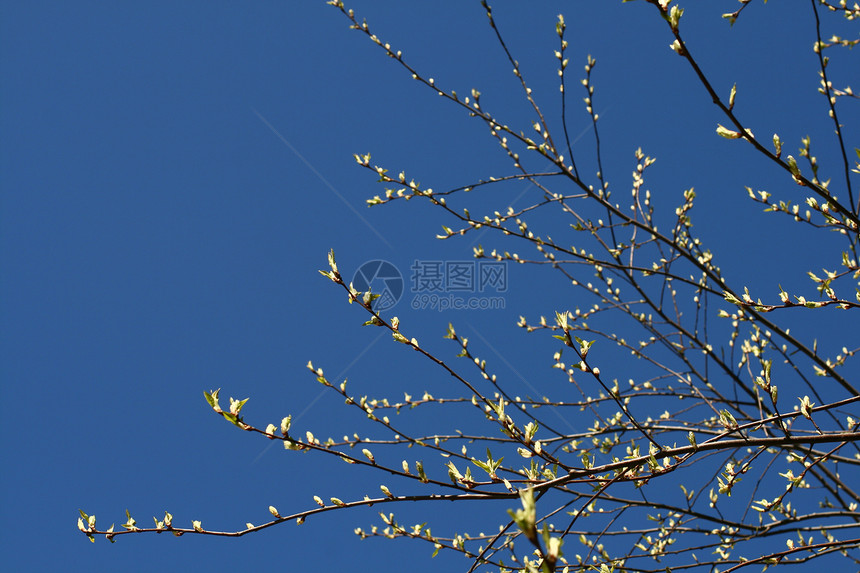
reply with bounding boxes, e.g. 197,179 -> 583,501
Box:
723,290 -> 742,306
524,421 -> 538,442
446,461 -> 463,483
392,332 -> 410,344
799,396 -> 815,419
229,397 -> 249,416
416,461 -> 429,483
719,409 -> 738,430
668,5 -> 684,30
327,249 -> 338,274
204,389 -> 221,411
574,336 -> 595,358
762,359 -> 772,386
544,531 -> 564,567
361,290 -> 381,306
472,458 -> 490,473
472,448 -> 504,479
716,124 -> 741,139
122,509 -> 137,531
507,487 -> 538,545
786,155 -> 801,177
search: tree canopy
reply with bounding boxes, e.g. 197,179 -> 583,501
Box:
80,2 -> 859,571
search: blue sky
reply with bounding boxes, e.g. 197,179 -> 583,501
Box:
2,2 -> 857,571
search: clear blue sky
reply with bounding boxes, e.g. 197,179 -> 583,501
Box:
2,2 -> 856,571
